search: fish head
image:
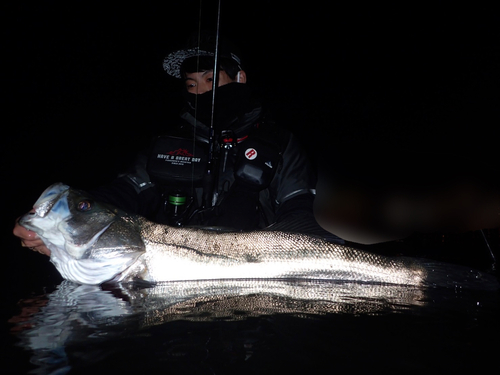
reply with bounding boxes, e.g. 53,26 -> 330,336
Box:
19,182 -> 145,284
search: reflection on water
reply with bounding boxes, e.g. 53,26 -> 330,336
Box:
8,278 -> 500,374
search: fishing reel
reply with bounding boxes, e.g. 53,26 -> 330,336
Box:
163,189 -> 192,227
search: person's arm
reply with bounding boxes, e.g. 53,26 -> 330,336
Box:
273,133 -> 317,218
89,153 -> 162,219
270,133 -> 344,243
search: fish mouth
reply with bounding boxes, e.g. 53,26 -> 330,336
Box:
19,183 -> 71,231
18,183 -> 73,252
18,210 -> 36,230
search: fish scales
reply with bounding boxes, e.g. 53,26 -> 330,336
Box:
128,217 -> 425,285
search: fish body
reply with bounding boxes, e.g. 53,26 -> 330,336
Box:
129,219 -> 424,286
19,183 -> 496,289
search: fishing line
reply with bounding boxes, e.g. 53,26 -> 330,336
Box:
209,0 -> 222,135
190,0 -> 204,197
480,229 -> 497,271
202,0 -> 222,208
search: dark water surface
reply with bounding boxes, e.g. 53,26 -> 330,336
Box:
4,261 -> 499,375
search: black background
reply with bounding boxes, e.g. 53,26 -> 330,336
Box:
2,4 -> 499,373
3,1 -> 499,279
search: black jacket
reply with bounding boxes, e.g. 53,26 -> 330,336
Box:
90,102 -> 321,232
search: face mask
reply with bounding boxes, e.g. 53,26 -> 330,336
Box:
184,83 -> 253,132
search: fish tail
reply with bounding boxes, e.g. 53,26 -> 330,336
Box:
418,259 -> 499,290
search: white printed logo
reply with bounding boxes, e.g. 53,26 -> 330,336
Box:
245,148 -> 257,160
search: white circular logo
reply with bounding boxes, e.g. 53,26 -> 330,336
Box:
245,148 -> 257,160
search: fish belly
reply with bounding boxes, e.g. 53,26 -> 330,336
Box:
137,243 -> 423,285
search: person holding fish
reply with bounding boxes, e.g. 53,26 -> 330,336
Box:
14,32 -> 342,256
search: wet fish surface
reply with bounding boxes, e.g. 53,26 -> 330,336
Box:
19,183 -> 498,289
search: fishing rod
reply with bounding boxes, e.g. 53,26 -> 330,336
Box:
201,0 -> 222,209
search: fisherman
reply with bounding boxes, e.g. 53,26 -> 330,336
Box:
14,32 -> 342,256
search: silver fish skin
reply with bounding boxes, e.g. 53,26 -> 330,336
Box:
126,218 -> 425,286
19,183 -> 495,289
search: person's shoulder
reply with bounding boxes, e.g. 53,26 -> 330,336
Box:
256,115 -> 292,147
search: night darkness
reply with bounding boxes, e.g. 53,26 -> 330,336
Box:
3,1 -> 500,281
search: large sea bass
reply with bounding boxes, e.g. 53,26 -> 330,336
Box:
18,183 -> 497,288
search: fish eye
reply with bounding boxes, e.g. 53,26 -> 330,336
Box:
77,200 -> 92,212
